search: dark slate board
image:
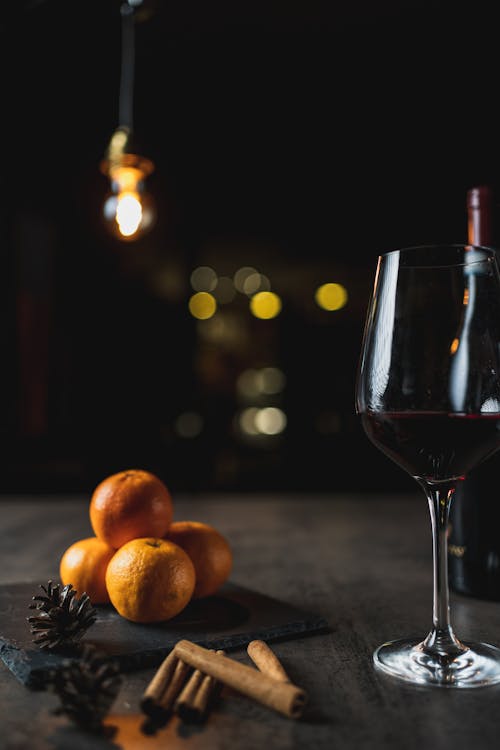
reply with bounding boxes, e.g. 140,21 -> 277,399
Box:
0,581 -> 330,689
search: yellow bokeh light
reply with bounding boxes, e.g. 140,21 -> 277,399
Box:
315,283 -> 348,311
188,292 -> 217,320
250,291 -> 282,319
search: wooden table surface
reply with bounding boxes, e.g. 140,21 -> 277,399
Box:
2,492 -> 500,750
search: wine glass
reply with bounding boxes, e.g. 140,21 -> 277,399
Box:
355,244 -> 500,688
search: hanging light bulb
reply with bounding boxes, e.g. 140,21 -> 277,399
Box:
100,1 -> 156,242
100,127 -> 156,241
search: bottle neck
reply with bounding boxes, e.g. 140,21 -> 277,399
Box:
467,185 -> 493,246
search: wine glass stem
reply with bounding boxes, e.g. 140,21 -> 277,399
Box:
419,481 -> 466,657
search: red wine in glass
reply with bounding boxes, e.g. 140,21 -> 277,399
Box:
362,411 -> 500,481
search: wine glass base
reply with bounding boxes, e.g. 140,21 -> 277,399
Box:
374,638 -> 500,688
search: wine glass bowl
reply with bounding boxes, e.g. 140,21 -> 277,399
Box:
356,244 -> 500,687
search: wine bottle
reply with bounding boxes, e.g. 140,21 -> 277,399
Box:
448,184 -> 500,600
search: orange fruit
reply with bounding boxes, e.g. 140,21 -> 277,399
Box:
165,521 -> 233,599
89,469 -> 174,549
59,536 -> 116,604
105,537 -> 196,623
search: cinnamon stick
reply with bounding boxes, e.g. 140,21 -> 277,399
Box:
158,657 -> 192,713
140,649 -> 179,717
174,667 -> 205,720
174,640 -> 307,719
175,649 -> 225,723
247,640 -> 290,683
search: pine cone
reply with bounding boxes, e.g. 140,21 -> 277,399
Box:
50,643 -> 122,733
27,580 -> 97,650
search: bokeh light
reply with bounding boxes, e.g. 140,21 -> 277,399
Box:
250,291 -> 282,319
234,266 -> 258,293
190,266 -> 218,292
237,366 -> 286,398
238,406 -> 287,436
237,369 -> 261,398
257,367 -> 286,394
242,273 -> 271,296
315,282 -> 348,311
189,292 -> 217,319
255,407 -> 287,435
239,407 -> 260,435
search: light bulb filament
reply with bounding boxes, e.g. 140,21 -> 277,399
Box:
116,192 -> 143,237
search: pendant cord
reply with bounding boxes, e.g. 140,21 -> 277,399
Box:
118,2 -> 135,131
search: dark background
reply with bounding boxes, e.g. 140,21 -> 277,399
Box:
2,0 -> 500,496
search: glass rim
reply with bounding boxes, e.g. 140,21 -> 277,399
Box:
379,243 -> 497,268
